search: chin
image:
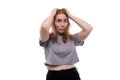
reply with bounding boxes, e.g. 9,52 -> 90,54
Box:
57,31 -> 65,34
59,31 -> 65,34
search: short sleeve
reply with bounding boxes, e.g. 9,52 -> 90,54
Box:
73,33 -> 84,46
39,39 -> 49,47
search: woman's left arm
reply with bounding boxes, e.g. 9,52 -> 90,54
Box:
66,10 -> 93,43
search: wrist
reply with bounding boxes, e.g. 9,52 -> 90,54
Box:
50,13 -> 55,18
68,14 -> 73,19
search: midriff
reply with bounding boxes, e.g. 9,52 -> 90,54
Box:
46,64 -> 75,70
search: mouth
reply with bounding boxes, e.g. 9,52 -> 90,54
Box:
60,29 -> 65,32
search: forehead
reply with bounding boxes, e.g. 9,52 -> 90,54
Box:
55,14 -> 67,19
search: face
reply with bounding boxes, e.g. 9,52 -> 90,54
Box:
54,14 -> 68,34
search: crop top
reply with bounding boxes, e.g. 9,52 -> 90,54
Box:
39,33 -> 84,66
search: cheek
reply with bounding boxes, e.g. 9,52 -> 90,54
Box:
56,26 -> 61,31
55,22 -> 60,26
54,24 -> 59,30
55,23 -> 60,28
66,23 -> 68,26
67,22 -> 69,25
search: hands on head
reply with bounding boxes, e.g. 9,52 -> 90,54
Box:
51,8 -> 71,18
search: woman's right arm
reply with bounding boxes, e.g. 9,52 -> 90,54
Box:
40,9 -> 57,42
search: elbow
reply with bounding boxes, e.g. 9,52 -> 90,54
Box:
90,26 -> 93,31
88,25 -> 93,32
84,26 -> 93,34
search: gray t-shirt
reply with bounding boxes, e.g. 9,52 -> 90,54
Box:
40,33 -> 84,66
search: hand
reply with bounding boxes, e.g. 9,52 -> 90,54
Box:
64,8 -> 71,18
51,8 -> 58,16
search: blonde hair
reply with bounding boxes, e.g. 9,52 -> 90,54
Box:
50,8 -> 73,43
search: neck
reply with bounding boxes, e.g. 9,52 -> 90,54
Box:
57,32 -> 64,36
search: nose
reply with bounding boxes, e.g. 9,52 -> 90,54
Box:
61,22 -> 65,27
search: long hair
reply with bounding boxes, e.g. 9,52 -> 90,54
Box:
50,8 -> 73,43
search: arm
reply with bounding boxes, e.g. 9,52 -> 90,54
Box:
40,9 -> 57,42
66,9 -> 93,43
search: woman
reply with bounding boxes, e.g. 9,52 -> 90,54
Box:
39,8 -> 93,80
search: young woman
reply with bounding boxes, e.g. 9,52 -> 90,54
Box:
39,8 -> 93,80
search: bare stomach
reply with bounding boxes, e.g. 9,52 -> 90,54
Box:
46,64 -> 75,70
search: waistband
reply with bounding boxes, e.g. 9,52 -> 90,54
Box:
48,67 -> 77,72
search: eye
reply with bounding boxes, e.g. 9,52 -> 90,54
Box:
64,19 -> 68,22
56,19 -> 62,23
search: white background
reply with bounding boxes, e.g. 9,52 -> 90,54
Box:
0,0 -> 120,80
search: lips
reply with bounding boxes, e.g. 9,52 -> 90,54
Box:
60,29 -> 65,32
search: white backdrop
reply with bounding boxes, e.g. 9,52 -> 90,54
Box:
0,0 -> 120,80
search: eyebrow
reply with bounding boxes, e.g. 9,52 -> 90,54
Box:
56,19 -> 68,21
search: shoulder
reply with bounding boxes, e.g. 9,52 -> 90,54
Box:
72,33 -> 84,46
